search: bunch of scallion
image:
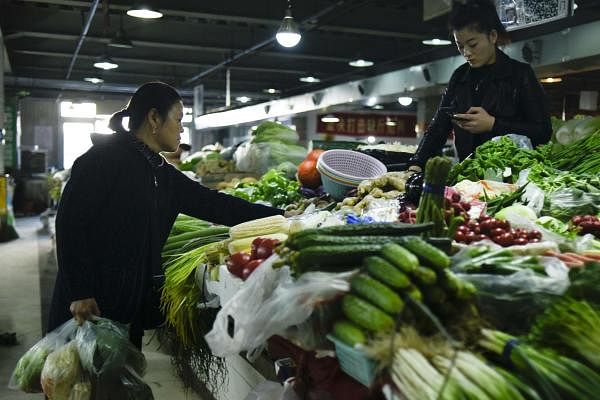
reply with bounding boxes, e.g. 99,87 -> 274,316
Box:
161,222 -> 230,260
161,241 -> 224,349
390,348 -> 526,400
480,329 -> 600,400
380,327 -> 526,400
528,298 -> 600,368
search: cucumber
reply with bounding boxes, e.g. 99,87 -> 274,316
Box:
290,234 -> 452,250
351,274 -> 404,314
410,266 -> 437,286
342,295 -> 395,332
405,285 -> 423,303
381,243 -> 419,273
398,236 -> 450,270
287,222 -> 434,245
291,244 -> 382,273
364,256 -> 411,289
333,320 -> 367,346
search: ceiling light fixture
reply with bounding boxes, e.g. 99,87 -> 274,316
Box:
84,77 -> 104,84
236,96 -> 252,103
372,104 -> 384,110
321,114 -> 340,123
540,77 -> 563,84
367,136 -> 377,144
109,16 -> 133,48
127,4 -> 163,19
299,76 -> 320,83
276,0 -> 301,48
398,96 -> 413,106
93,55 -> 118,70
264,88 -> 281,94
422,38 -> 452,46
349,59 -> 374,68
385,117 -> 397,127
366,96 -> 378,107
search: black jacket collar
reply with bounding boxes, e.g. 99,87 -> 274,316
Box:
459,49 -> 513,83
91,130 -> 165,169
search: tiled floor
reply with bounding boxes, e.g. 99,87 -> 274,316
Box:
0,217 -> 203,399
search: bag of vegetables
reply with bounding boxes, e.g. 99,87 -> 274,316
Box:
41,341 -> 82,400
9,319 -> 78,393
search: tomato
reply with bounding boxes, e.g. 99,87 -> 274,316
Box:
496,220 -> 510,230
451,193 -> 461,202
464,231 -> 477,244
513,237 -> 529,246
251,238 -> 265,259
230,252 -> 251,267
479,219 -> 493,233
241,259 -> 264,280
490,228 -> 506,238
494,233 -> 514,247
476,234 -> 489,242
297,159 -> 322,189
306,149 -> 325,161
454,231 -> 466,242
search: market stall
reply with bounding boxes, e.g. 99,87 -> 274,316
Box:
158,116 -> 600,400
10,118 -> 600,400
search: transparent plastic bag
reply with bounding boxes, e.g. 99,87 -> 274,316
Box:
75,317 -> 146,379
517,169 -> 545,215
456,269 -> 569,334
41,341 -> 82,400
492,134 -> 533,150
544,188 -> 600,222
68,376 -> 92,400
9,319 -> 78,393
205,255 -> 352,358
92,365 -> 154,400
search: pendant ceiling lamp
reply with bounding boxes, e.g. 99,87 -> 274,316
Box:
127,3 -> 163,19
109,16 -> 133,48
276,0 -> 301,48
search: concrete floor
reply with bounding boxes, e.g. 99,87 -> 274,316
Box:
0,217 -> 202,400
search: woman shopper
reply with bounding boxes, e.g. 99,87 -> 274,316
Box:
48,82 -> 283,348
408,0 -> 552,171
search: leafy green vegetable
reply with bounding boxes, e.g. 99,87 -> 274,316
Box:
495,204 -> 537,222
11,341 -> 53,392
542,188 -> 600,222
567,262 -> 600,305
223,168 -> 300,207
253,121 -> 299,145
448,137 -> 546,185
529,298 -> 600,369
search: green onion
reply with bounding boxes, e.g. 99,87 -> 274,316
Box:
529,298 -> 600,369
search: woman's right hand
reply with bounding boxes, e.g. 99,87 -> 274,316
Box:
70,298 -> 101,324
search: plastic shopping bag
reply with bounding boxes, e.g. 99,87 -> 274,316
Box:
41,341 -> 82,400
205,255 -> 352,358
244,380 -> 300,400
9,319 -> 78,393
75,317 -> 146,379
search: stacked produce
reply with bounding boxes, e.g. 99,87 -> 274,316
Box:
221,168 -> 301,208
161,214 -> 229,259
416,157 -> 453,236
338,171 -> 412,215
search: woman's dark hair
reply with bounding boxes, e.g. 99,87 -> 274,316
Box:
109,81 -> 182,133
449,0 -> 510,45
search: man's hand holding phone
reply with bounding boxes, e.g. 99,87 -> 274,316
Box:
451,107 -> 495,134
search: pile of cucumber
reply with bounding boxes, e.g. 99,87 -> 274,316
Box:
280,222 -> 451,274
332,237 -> 477,347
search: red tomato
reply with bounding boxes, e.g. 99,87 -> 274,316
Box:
479,219 -> 493,233
513,237 -> 529,246
306,149 -> 325,161
297,159 -> 322,189
454,231 -> 466,242
230,252 -> 251,267
226,260 -> 245,279
241,259 -> 264,280
494,233 -> 514,247
490,228 -> 506,238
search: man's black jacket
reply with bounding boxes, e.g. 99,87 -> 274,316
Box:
410,49 -> 552,166
48,131 -> 282,331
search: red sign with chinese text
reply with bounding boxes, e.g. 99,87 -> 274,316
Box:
317,113 -> 417,137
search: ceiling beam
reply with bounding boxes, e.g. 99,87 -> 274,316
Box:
16,65 -> 284,95
15,0 -> 427,39
4,31 -> 350,63
12,49 -> 318,75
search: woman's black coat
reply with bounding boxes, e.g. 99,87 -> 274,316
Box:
410,50 -> 552,166
48,132 -> 282,332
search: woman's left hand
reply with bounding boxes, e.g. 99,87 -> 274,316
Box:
453,107 -> 495,134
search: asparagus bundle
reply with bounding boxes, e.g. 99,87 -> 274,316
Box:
416,157 -> 453,237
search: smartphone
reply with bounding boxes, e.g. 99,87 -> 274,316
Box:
439,106 -> 456,118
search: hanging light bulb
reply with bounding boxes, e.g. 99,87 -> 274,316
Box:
93,55 -> 118,70
276,1 -> 301,48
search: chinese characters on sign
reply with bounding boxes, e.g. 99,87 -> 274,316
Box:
317,113 -> 417,138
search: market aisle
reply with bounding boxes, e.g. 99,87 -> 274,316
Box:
0,217 -> 203,399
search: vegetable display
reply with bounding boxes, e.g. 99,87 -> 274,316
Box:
416,157 -> 452,236
222,168 -> 301,207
